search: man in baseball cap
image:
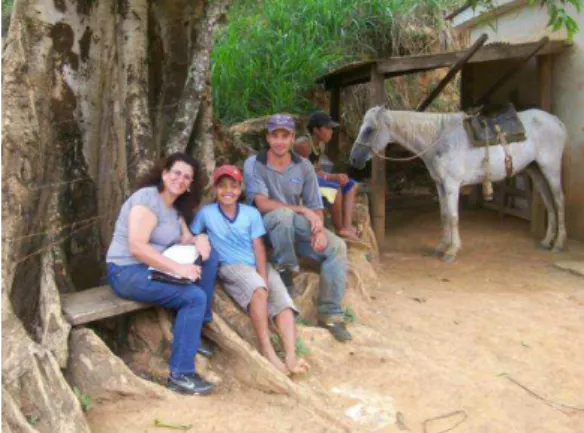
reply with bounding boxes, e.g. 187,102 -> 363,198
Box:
243,114 -> 353,342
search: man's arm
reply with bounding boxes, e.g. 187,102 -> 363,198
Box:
252,237 -> 269,285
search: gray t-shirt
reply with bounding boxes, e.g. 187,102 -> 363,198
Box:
243,150 -> 324,210
106,186 -> 182,266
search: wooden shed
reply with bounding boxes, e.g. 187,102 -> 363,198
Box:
317,39 -> 571,245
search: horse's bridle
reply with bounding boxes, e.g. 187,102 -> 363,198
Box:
352,110 -> 445,163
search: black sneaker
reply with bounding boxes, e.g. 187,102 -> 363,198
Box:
197,337 -> 215,358
167,373 -> 216,395
318,321 -> 353,342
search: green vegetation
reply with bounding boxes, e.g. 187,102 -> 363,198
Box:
295,336 -> 311,356
212,0 -> 457,123
73,386 -> 92,413
212,0 -> 582,124
469,0 -> 582,41
343,305 -> 357,324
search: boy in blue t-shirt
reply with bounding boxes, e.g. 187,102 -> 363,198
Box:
190,165 -> 309,375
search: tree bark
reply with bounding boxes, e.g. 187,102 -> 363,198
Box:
165,0 -> 230,154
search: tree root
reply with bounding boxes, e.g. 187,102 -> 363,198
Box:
203,315 -> 352,431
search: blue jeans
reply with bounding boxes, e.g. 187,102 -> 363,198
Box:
263,208 -> 347,321
107,249 -> 218,375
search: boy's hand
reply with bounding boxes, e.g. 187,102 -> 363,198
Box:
194,234 -> 211,261
311,231 -> 327,252
336,173 -> 349,186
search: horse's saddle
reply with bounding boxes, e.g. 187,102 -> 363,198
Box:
463,103 -> 526,147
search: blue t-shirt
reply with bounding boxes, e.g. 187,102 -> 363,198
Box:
190,203 -> 266,267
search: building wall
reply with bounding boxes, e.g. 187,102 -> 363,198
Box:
455,4 -> 584,240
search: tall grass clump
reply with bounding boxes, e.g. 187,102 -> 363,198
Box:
212,0 -> 458,124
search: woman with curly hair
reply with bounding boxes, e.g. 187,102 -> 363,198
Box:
106,152 -> 218,395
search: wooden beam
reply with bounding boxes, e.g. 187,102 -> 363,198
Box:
369,66 -> 386,248
444,2 -> 471,21
532,55 -> 552,236
417,34 -> 488,112
376,40 -> 569,76
323,65 -> 373,90
329,87 -> 341,163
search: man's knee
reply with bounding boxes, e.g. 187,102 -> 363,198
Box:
263,208 -> 295,230
325,232 -> 347,258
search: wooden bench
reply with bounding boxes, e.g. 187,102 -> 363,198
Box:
61,286 -> 151,326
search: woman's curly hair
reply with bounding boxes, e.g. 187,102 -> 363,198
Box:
136,152 -> 206,224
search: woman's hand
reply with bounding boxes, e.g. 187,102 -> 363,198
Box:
179,231 -> 196,244
193,234 -> 211,261
173,263 -> 202,281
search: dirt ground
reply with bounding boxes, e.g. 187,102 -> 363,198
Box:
87,203 -> 584,433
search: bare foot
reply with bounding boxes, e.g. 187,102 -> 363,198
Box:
285,355 -> 310,375
337,228 -> 360,241
262,349 -> 289,375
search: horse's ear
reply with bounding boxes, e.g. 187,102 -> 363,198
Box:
384,102 -> 390,110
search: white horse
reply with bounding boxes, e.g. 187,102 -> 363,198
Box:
349,106 -> 567,261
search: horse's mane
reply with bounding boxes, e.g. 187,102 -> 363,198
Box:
377,108 -> 463,145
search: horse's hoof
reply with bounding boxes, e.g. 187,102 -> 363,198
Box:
442,254 -> 456,263
432,248 -> 444,258
539,242 -> 552,250
552,245 -> 564,253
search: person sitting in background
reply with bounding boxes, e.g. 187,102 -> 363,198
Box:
295,127 -> 360,241
191,165 -> 309,375
106,152 -> 218,395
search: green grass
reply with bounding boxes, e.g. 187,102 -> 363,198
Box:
73,386 -> 92,413
343,305 -> 357,324
212,0 -> 457,124
295,337 -> 311,356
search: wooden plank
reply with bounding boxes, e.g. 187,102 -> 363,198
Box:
328,86 -> 341,163
369,66 -> 387,248
532,55 -> 552,236
376,40 -> 569,76
417,34 -> 488,112
61,285 -> 151,326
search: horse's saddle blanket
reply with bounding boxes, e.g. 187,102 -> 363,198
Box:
463,103 -> 526,147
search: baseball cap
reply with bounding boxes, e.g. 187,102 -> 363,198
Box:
212,165 -> 242,185
266,114 -> 295,133
307,111 -> 340,130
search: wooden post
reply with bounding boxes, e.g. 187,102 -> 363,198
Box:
370,66 -> 386,247
417,33 -> 488,112
532,55 -> 552,236
329,86 -> 341,163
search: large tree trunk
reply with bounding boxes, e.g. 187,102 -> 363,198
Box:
1,0 -> 228,430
